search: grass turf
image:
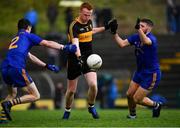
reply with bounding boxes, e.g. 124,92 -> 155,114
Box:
0,109 -> 180,127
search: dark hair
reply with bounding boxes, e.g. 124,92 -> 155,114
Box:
140,18 -> 154,27
18,18 -> 31,30
80,2 -> 93,11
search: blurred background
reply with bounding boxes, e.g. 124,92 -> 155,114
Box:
0,0 -> 180,110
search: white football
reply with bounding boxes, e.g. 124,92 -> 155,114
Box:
87,54 -> 102,69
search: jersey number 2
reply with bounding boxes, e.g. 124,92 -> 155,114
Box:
9,36 -> 19,49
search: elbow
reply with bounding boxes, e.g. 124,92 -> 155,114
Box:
28,53 -> 33,60
92,30 -> 97,35
143,38 -> 152,45
118,42 -> 127,48
144,41 -> 152,45
40,40 -> 51,47
119,44 -> 125,48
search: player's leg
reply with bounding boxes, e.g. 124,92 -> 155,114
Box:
133,71 -> 162,117
62,78 -> 78,119
1,67 -> 18,121
2,82 -> 40,107
0,67 -> 17,102
84,72 -> 97,104
1,82 -> 40,120
0,108 -> 8,124
2,67 -> 40,103
4,87 -> 17,101
20,82 -> 40,103
2,87 -> 17,113
84,72 -> 99,119
65,79 -> 78,108
133,86 -> 152,106
133,86 -> 161,117
126,80 -> 139,119
0,87 -> 17,123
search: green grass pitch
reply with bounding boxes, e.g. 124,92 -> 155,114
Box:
0,109 -> 180,127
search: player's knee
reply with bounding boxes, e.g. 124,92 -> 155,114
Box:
67,90 -> 75,96
36,94 -> 41,100
89,84 -> 97,92
33,92 -> 40,101
133,97 -> 138,104
89,81 -> 97,88
88,80 -> 97,87
36,93 -> 40,100
133,96 -> 141,104
126,92 -> 133,99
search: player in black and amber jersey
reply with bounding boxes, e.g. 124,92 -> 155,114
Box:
67,17 -> 94,80
62,2 -> 116,119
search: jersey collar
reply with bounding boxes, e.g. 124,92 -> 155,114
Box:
18,29 -> 26,34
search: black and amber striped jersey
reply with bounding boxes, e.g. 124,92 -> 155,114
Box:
68,18 -> 93,54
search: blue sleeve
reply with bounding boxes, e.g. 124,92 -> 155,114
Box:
127,34 -> 139,45
28,33 -> 43,45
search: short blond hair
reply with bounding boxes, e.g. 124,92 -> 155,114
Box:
80,2 -> 93,11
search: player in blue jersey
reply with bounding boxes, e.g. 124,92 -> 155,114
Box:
110,18 -> 162,119
0,18 -> 77,123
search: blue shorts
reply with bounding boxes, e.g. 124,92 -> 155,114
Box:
1,66 -> 33,88
132,70 -> 161,91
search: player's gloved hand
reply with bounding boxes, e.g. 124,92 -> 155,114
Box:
63,44 -> 77,53
110,19 -> 118,34
135,18 -> 140,30
104,19 -> 117,30
77,56 -> 84,69
45,64 -> 60,73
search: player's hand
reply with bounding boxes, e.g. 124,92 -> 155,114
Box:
45,64 -> 60,73
110,19 -> 118,34
63,44 -> 77,53
105,19 -> 117,30
77,56 -> 84,69
135,18 -> 140,30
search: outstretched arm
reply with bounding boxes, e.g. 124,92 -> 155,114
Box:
39,40 -> 64,50
28,52 -> 46,67
28,52 -> 60,73
92,27 -> 105,34
113,34 -> 130,48
92,19 -> 117,34
39,40 -> 77,53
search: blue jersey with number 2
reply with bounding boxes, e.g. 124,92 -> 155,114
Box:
1,29 -> 42,69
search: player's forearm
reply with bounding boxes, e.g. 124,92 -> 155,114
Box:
72,38 -> 81,57
75,49 -> 81,57
138,29 -> 152,45
114,34 -> 126,48
28,53 -> 46,67
92,27 -> 105,34
46,41 -> 64,50
40,40 -> 64,50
